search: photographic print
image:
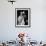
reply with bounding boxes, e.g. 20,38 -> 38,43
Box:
15,8 -> 31,27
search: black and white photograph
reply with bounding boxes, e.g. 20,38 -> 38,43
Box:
15,8 -> 31,27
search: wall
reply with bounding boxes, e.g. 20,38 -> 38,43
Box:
0,0 -> 46,42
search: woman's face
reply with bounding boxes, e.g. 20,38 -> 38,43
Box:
20,12 -> 23,16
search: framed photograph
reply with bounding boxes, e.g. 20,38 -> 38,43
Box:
15,8 -> 31,28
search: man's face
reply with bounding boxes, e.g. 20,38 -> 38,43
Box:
20,11 -> 25,16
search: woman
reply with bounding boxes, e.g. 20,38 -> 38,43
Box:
17,11 -> 25,25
